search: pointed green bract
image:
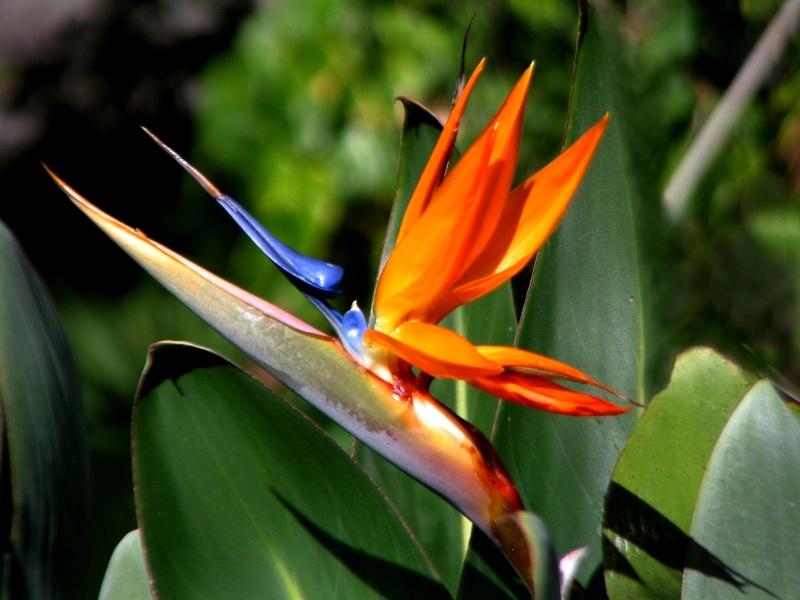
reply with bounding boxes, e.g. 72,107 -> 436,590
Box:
98,530 -> 151,600
457,511 -> 561,600
0,221 -> 90,599
492,0 -> 668,584
134,342 -> 448,599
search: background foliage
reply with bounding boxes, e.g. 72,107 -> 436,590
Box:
0,0 -> 798,596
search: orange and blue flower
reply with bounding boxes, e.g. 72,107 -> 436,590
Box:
47,59 -> 630,590
147,59 -> 627,417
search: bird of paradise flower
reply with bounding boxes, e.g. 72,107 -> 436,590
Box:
47,58 -> 628,592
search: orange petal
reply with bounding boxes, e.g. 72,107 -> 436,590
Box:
374,123 -> 499,329
470,372 -> 629,416
363,323 -> 503,380
475,345 -> 626,400
452,114 -> 609,305
397,59 -> 486,243
458,63 -> 534,273
376,66 -> 535,328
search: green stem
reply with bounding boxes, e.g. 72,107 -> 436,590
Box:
664,0 -> 800,220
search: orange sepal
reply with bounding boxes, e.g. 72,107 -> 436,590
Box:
397,59 -> 486,243
476,345 -> 626,400
451,114 -> 609,304
374,122 -> 499,328
459,63 -> 534,271
470,372 -> 630,416
377,66 -> 536,329
363,323 -> 503,380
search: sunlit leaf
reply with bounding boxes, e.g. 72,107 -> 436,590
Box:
135,342 -> 448,599
98,530 -> 151,600
604,347 -> 757,598
682,380 -> 800,599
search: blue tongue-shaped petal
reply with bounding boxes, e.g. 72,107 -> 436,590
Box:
306,297 -> 367,360
143,128 -> 343,298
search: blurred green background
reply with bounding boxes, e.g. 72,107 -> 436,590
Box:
0,0 -> 797,595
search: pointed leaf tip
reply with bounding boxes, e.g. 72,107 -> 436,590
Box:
44,165 -> 328,338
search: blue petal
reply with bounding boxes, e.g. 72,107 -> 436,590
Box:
144,128 -> 343,298
307,297 -> 367,360
215,195 -> 343,298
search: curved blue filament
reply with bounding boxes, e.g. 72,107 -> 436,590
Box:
215,195 -> 343,298
143,128 -> 343,299
144,128 -> 366,360
307,297 -> 367,360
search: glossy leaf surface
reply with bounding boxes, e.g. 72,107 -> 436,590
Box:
0,221 -> 90,599
492,1 -> 667,584
134,342 -> 448,599
682,381 -> 800,599
604,347 -> 757,597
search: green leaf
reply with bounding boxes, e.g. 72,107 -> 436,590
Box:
134,342 -> 448,599
603,347 -> 757,598
98,530 -> 151,600
492,1 -> 669,585
0,221 -> 90,599
682,380 -> 800,599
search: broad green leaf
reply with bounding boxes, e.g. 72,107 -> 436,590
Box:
98,530 -> 151,600
492,1 -> 668,585
0,221 -> 90,599
134,342 -> 448,599
603,347 -> 757,598
682,381 -> 800,599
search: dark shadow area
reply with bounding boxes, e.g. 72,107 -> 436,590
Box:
0,2 -> 255,595
274,490 -> 451,599
604,481 -> 777,598
136,342 -> 228,399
